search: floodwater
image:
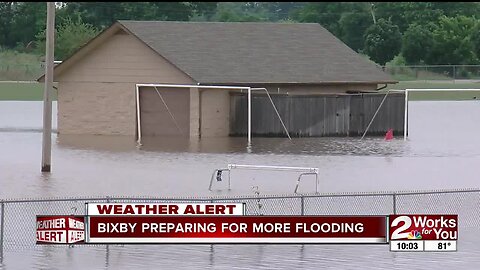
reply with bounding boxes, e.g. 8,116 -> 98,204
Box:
1,100 -> 480,269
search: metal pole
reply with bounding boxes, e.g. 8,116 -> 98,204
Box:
228,164 -> 318,173
370,3 -> 376,24
153,86 -> 184,135
392,193 -> 397,215
105,242 -> 110,268
0,201 -> 4,260
248,87 -> 252,145
300,196 -> 305,216
407,93 -> 410,137
403,90 -> 409,140
360,89 -> 391,139
135,85 -> 142,144
228,170 -> 231,190
41,2 -> 55,172
105,197 -> 110,260
251,88 -> 291,140
259,88 -> 291,140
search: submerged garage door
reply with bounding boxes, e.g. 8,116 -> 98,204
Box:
139,87 -> 190,137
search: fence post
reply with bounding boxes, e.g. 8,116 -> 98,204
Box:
105,196 -> 110,261
392,193 -> 397,215
105,242 -> 110,268
1,201 -> 4,260
300,196 -> 305,216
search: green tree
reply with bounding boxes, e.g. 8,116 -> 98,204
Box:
363,18 -> 402,65
292,2 -> 360,36
373,2 -> 441,33
0,2 -> 14,48
471,22 -> 480,61
9,2 -> 47,49
189,2 -> 218,20
373,2 -> 480,34
210,2 -> 268,22
256,2 -> 306,21
192,2 -> 305,22
339,12 -> 373,52
401,23 -> 434,64
431,2 -> 480,18
59,2 -> 217,29
426,16 -> 477,65
35,18 -> 99,60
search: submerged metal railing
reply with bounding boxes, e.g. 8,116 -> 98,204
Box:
209,164 -> 320,193
1,188 -> 479,257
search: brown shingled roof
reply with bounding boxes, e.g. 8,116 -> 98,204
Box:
118,20 -> 396,85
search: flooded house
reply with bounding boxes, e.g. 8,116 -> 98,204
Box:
38,20 -> 402,140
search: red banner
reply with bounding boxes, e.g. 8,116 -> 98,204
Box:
86,216 -> 386,244
86,203 -> 245,216
36,216 -> 85,244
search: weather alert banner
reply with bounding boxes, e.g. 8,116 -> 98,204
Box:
86,216 -> 387,244
83,203 -> 386,244
36,203 -> 458,251
36,216 -> 85,244
86,203 -> 246,216
389,215 -> 458,251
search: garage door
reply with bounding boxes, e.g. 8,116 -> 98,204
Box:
139,87 -> 190,137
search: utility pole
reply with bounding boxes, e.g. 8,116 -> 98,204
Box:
41,2 -> 55,172
370,3 -> 377,24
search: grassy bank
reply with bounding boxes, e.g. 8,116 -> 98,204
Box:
1,80 -> 479,101
385,80 -> 480,101
0,82 -> 57,101
386,80 -> 480,90
0,50 -> 43,81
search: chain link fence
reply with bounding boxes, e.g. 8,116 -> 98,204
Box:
383,65 -> 480,81
1,189 -> 479,255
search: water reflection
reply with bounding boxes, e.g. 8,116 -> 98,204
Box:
57,134 -> 139,152
57,134 -> 410,157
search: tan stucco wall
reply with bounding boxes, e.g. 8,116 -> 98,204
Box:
56,31 -> 194,135
189,87 -> 200,138
57,81 -> 136,135
200,89 -> 230,137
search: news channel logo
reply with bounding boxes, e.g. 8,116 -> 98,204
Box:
389,215 -> 457,241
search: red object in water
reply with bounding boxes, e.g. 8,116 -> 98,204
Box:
385,129 -> 394,140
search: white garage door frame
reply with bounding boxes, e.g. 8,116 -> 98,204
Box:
135,84 -> 251,144
135,83 -> 292,145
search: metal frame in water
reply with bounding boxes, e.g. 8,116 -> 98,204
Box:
208,164 -> 320,193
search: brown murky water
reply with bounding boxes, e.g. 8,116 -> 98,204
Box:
1,101 -> 480,269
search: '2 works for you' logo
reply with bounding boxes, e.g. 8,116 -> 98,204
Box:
389,215 -> 457,241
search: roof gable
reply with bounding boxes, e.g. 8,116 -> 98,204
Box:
37,22 -> 195,83
118,20 -> 396,84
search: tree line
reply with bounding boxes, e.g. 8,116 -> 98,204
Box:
1,2 -> 480,65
